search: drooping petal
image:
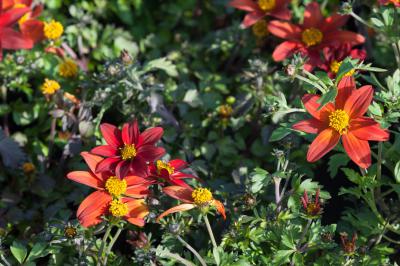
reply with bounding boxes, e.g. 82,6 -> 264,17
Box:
302,94 -> 335,122
303,2 -> 323,28
336,76 -> 356,109
115,160 -> 130,179
228,0 -> 259,12
342,132 -> 371,169
163,186 -> 193,203
77,191 -> 111,228
66,171 -> 104,190
307,128 -> 340,162
156,204 -> 196,222
95,157 -> 121,173
271,41 -> 301,62
138,127 -> 164,147
344,85 -> 373,118
99,123 -> 122,148
268,20 -> 302,40
349,117 -> 390,141
323,31 -> 365,46
213,200 -> 226,220
137,146 -> 166,162
292,118 -> 326,134
242,11 -> 265,28
91,145 -> 118,157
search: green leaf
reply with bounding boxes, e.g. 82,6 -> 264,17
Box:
213,247 -> 222,266
10,241 -> 27,264
394,161 -> 400,183
273,250 -> 294,265
143,58 -> 178,77
336,57 -> 357,82
26,242 -> 48,261
270,127 -> 291,142
328,154 -> 350,178
316,87 -> 337,110
342,168 -> 362,185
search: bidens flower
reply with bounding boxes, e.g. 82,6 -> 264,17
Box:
41,79 -> 60,95
229,0 -> 291,28
91,120 -> 165,178
301,189 -> 322,218
292,77 -> 389,168
268,2 -> 365,71
59,58 -> 79,78
44,20 -> 63,40
156,186 -> 226,221
379,0 -> 400,7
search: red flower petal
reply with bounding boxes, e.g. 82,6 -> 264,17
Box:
77,191 -> 111,228
344,85 -> 373,118
303,2 -> 323,29
95,157 -> 121,173
99,123 -> 122,148
242,11 -> 265,28
138,127 -> 164,146
0,7 -> 30,27
349,117 -> 390,141
302,94 -> 335,122
91,145 -> 118,157
124,199 -> 149,226
137,146 -> 166,162
307,128 -> 340,162
292,118 -> 326,134
122,122 -> 137,145
129,157 -> 149,177
66,171 -> 104,190
213,200 -> 226,220
115,160 -> 130,179
342,131 -> 371,169
336,76 -> 356,110
271,41 -> 301,62
323,31 -> 365,46
156,204 -> 196,222
20,19 -> 44,43
81,152 -> 105,177
1,28 -> 33,50
321,14 -> 349,32
229,0 -> 259,12
169,159 -> 188,171
163,186 -> 194,203
268,20 -> 302,40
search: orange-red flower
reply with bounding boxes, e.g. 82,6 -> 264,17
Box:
148,159 -> 200,188
379,0 -> 400,7
301,189 -> 322,217
229,0 -> 291,28
66,152 -> 152,227
156,186 -> 226,221
91,120 -> 165,178
292,77 -> 389,168
268,2 -> 365,71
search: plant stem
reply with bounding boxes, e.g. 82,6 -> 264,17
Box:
203,214 -> 218,250
0,254 -> 11,266
159,250 -> 196,266
103,227 -> 122,266
350,11 -> 372,28
177,235 -> 207,266
392,42 -> 400,70
297,219 -> 312,250
97,225 -> 112,266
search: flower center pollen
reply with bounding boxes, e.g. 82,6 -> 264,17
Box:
156,160 -> 174,175
109,199 -> 129,217
252,20 -> 269,38
105,176 -> 127,197
59,58 -> 79,78
41,79 -> 61,95
192,188 -> 213,206
120,144 -> 137,160
44,20 -> 64,40
258,0 -> 276,11
301,28 -> 323,47
329,109 -> 349,134
330,60 -> 355,76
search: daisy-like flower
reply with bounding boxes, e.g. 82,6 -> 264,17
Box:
43,19 -> 63,40
292,77 -> 389,168
59,58 -> 79,78
319,44 -> 366,78
379,0 -> 400,7
148,159 -> 199,188
91,120 -> 165,178
156,186 -> 226,221
66,152 -> 152,227
268,2 -> 365,71
41,79 -> 60,95
229,0 -> 291,28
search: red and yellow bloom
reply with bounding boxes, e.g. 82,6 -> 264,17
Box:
229,0 -> 291,28
268,2 -> 365,71
157,186 -> 226,221
292,77 -> 389,168
379,0 -> 400,7
91,120 -> 165,178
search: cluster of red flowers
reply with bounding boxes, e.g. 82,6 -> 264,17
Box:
230,1 -> 366,72
0,0 -> 44,60
67,121 -> 225,227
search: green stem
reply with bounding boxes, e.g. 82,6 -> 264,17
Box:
97,225 -> 112,266
203,215 -> 218,250
103,227 -> 122,266
350,11 -> 372,28
159,250 -> 196,266
177,235 -> 207,266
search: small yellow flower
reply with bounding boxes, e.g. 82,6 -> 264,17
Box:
192,188 -> 213,206
22,162 -> 36,175
109,199 -> 129,217
64,226 -> 77,238
59,58 -> 79,78
44,20 -> 64,40
41,79 -> 61,95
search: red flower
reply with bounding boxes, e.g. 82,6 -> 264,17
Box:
66,152 -> 152,227
229,0 -> 291,28
292,77 -> 389,168
319,44 -> 366,78
301,189 -> 322,217
91,120 -> 165,178
148,159 -> 200,188
379,0 -> 400,7
267,2 -> 365,71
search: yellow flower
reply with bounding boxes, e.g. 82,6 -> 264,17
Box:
59,58 -> 79,78
22,162 -> 36,175
41,79 -> 61,95
44,20 -> 64,40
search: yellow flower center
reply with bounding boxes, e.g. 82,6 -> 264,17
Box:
105,176 -> 127,197
13,4 -> 30,25
252,20 -> 269,38
109,199 -> 129,217
156,160 -> 174,175
120,144 -> 137,160
219,104 -> 233,118
329,109 -> 349,135
44,20 -> 64,40
41,79 -> 61,95
192,188 -> 213,206
329,60 -> 355,76
22,162 -> 35,175
64,226 -> 77,238
301,28 -> 323,47
59,58 -> 79,78
258,0 -> 276,11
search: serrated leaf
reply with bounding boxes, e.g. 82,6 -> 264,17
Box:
269,127 -> 291,142
11,241 -> 27,264
273,250 -> 294,265
316,87 -> 337,110
144,58 -> 178,77
328,154 -> 350,178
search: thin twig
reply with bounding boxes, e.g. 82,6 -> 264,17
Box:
177,235 -> 207,266
203,215 -> 218,250
159,250 -> 196,266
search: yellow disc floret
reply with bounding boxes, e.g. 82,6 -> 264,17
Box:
329,109 -> 349,135
64,226 -> 77,238
109,199 -> 129,217
330,60 -> 355,76
192,188 -> 213,206
258,0 -> 276,11
301,28 -> 323,47
41,79 -> 61,95
156,160 -> 174,175
252,20 -> 269,38
59,58 -> 79,78
44,20 -> 64,40
105,176 -> 127,197
22,162 -> 36,175
120,144 -> 137,160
